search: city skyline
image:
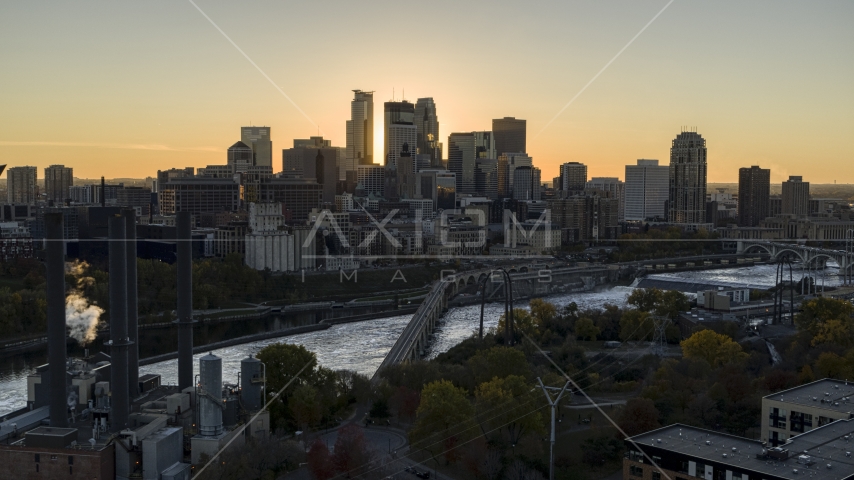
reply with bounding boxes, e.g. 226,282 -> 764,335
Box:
1,1 -> 852,182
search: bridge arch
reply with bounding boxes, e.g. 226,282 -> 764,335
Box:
743,243 -> 774,257
775,248 -> 806,263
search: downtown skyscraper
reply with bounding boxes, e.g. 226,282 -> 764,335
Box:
492,117 -> 526,157
346,90 -> 374,170
737,165 -> 770,226
383,100 -> 416,170
241,126 -> 272,168
44,164 -> 73,203
415,98 -> 442,168
7,166 -> 37,204
668,130 -> 708,225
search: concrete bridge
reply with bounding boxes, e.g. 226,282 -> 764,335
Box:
736,241 -> 854,274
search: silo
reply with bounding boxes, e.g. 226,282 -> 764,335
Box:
198,353 -> 223,437
240,356 -> 263,411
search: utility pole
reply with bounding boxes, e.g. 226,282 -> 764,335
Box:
537,378 -> 570,480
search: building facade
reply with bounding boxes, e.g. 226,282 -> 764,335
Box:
781,175 -> 810,217
586,177 -> 625,221
7,166 -> 38,204
492,117 -> 526,157
241,126 -> 272,168
624,159 -> 669,221
44,165 -> 73,203
415,97 -> 442,168
559,162 -> 587,192
346,89 -> 374,169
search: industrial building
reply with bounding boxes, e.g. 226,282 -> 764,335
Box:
0,210 -> 271,479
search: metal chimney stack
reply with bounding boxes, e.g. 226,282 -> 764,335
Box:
176,211 -> 194,391
108,215 -> 132,431
123,209 -> 139,397
100,177 -> 106,207
45,213 -> 68,428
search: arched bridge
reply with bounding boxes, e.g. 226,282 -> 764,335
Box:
736,241 -> 853,273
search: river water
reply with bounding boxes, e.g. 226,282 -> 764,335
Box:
0,263 -> 844,417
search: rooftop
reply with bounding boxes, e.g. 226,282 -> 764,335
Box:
629,421 -> 854,480
764,378 -> 854,414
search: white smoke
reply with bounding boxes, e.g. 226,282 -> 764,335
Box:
64,260 -> 104,346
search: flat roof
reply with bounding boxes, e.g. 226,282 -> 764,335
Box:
629,421 -> 854,480
764,378 -> 854,414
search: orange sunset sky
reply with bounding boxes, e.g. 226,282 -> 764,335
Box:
1,1 -> 852,183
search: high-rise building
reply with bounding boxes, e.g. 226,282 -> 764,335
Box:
668,130 -> 708,224
737,166 -> 771,227
282,137 -> 342,185
559,162 -> 587,192
396,144 -> 417,200
474,131 -> 496,160
384,101 -> 417,169
227,141 -> 253,173
346,90 -> 374,168
781,175 -> 810,216
498,153 -> 533,198
586,177 -> 625,221
624,159 -> 669,221
416,170 -> 456,211
6,166 -> 38,204
415,98 -> 442,167
300,149 -> 338,206
448,133 -> 477,195
44,165 -> 73,203
492,117 -> 526,157
356,165 -> 385,197
512,166 -> 542,201
241,126 -> 273,168
475,158 -> 499,199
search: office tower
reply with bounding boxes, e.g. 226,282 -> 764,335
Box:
475,158 -> 498,199
559,162 -> 587,192
512,166 -> 542,201
586,177 -> 625,221
415,98 -> 442,167
492,117 -> 526,157
241,126 -> 272,168
396,143 -> 416,199
624,159 -> 669,221
158,177 -> 240,215
781,175 -> 810,216
301,149 -> 338,205
384,101 -> 416,169
737,166 -> 771,226
282,137 -> 342,181
448,133 -> 477,195
417,170 -> 456,211
227,141 -> 253,173
668,130 -> 708,224
498,152 -> 533,198
357,165 -> 385,197
44,165 -> 73,203
7,166 -> 38,204
474,131 -> 496,160
346,90 -> 374,169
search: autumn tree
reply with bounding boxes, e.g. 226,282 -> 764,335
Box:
307,439 -> 335,480
332,424 -> 374,478
617,398 -> 660,437
680,330 -> 748,367
795,297 -> 854,347
410,380 -> 476,465
619,309 -> 654,341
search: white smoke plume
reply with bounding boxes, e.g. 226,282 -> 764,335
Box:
64,260 -> 104,345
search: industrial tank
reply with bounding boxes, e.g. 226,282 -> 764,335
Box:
198,353 -> 223,436
240,356 -> 264,411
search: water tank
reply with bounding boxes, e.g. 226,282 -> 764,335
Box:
240,355 -> 263,411
199,353 -> 223,436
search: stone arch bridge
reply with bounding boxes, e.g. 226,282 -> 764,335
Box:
736,241 -> 853,274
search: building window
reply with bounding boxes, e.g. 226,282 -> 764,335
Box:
51,455 -> 57,461
653,472 -> 662,480
35,454 -> 40,463
630,465 -> 644,478
36,464 -> 39,472
68,456 -> 74,465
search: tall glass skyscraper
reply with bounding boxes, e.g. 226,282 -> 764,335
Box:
384,101 -> 416,170
668,130 -> 708,224
346,90 -> 374,169
448,133 -> 476,195
415,98 -> 442,167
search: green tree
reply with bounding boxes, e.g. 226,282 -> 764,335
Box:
617,398 -> 660,437
289,384 -> 322,431
575,317 -> 601,341
627,288 -> 663,312
410,380 -> 476,465
468,346 -> 531,385
474,375 -> 544,447
498,308 -> 538,338
680,330 -> 748,367
619,309 -> 653,341
655,290 -> 690,319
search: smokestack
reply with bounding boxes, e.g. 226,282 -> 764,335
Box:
100,177 -> 106,207
123,209 -> 139,397
108,215 -> 131,431
177,211 -> 194,390
45,213 -> 68,428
